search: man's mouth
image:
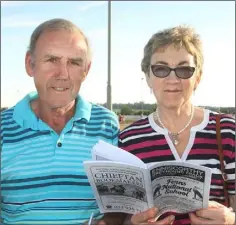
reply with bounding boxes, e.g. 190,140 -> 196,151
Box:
164,90 -> 181,92
52,87 -> 69,92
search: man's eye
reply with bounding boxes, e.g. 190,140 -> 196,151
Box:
46,58 -> 57,63
71,61 -> 82,66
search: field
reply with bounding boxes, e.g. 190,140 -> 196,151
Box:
120,122 -> 132,131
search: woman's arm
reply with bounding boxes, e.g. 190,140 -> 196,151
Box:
229,195 -> 236,212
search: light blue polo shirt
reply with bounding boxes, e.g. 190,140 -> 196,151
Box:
1,91 -> 119,224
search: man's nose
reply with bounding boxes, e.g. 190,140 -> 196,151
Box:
58,63 -> 69,78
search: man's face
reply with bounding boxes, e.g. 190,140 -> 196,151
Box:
25,30 -> 90,108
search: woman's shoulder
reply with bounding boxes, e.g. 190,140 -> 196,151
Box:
208,110 -> 235,124
119,116 -> 150,139
205,110 -> 235,137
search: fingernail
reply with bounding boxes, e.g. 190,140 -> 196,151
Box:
170,215 -> 175,222
153,207 -> 159,213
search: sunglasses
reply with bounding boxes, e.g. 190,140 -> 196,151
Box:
150,65 -> 195,79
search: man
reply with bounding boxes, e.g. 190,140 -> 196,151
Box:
1,18 -> 126,224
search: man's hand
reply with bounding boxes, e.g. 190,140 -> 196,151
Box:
94,219 -> 106,225
189,201 -> 235,225
130,207 -> 175,225
84,212 -> 126,225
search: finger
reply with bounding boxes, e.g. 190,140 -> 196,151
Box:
131,208 -> 158,224
96,220 -> 106,225
195,208 -> 219,219
189,213 -> 203,225
208,200 -> 225,208
156,215 -> 175,225
189,213 -> 214,225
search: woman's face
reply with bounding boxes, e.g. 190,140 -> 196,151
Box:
146,44 -> 201,109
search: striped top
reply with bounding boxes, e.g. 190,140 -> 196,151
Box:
118,109 -> 235,225
1,92 -> 119,225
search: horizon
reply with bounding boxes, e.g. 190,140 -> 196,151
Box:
1,101 -> 235,109
1,1 -> 235,108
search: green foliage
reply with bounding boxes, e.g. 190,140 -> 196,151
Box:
133,110 -> 151,116
120,105 -> 133,115
100,104 -> 235,115
1,105 -> 235,115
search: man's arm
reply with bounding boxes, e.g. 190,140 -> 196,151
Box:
98,213 -> 127,225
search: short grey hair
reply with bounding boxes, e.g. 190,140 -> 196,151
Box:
28,18 -> 91,62
141,25 -> 204,76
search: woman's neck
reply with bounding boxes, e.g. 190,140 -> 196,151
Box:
156,103 -> 194,133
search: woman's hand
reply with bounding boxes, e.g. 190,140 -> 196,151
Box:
130,207 -> 175,225
189,201 -> 235,225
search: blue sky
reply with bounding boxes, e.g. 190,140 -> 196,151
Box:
1,1 -> 235,107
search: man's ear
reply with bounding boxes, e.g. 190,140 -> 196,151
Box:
82,61 -> 91,81
25,51 -> 34,77
87,61 -> 91,74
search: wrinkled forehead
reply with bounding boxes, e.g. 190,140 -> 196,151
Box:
35,30 -> 88,58
151,44 -> 195,66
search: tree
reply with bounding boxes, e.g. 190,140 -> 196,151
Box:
120,105 -> 133,115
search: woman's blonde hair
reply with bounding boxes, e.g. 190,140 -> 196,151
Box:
141,25 -> 204,76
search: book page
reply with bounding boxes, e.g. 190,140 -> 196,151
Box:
83,161 -> 151,214
92,140 -> 146,168
148,161 -> 212,218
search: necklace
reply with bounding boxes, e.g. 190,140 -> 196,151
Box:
155,105 -> 194,146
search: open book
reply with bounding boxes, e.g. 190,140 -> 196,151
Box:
83,140 -> 212,216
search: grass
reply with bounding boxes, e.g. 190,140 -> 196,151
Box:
120,122 -> 132,131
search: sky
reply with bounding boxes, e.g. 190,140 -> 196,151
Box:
1,1 -> 235,107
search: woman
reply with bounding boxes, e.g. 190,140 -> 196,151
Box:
118,25 -> 235,225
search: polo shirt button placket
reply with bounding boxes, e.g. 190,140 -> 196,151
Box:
57,142 -> 62,147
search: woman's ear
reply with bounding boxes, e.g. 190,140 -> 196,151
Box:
194,71 -> 202,90
145,72 -> 152,89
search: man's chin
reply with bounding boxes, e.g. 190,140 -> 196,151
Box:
49,99 -> 76,109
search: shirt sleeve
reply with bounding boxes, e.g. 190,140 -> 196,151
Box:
221,115 -> 235,195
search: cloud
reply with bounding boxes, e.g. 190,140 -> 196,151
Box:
87,28 -> 107,39
2,14 -> 43,28
1,1 -> 37,7
2,20 -> 42,28
78,1 -> 106,12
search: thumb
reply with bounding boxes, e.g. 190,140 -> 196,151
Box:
208,200 -> 225,208
96,220 -> 106,225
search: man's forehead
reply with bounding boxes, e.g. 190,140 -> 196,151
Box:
74,39 -> 87,50
37,30 -> 87,47
36,30 -> 88,56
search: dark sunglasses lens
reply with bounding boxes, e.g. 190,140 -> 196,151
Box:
175,67 -> 195,79
151,66 -> 170,78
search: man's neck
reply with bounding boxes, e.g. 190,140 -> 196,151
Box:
31,99 -> 76,133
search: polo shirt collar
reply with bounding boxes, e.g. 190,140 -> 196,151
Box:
13,91 -> 92,131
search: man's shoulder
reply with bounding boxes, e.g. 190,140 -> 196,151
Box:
1,107 -> 15,118
1,107 -> 16,133
91,103 -> 118,119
